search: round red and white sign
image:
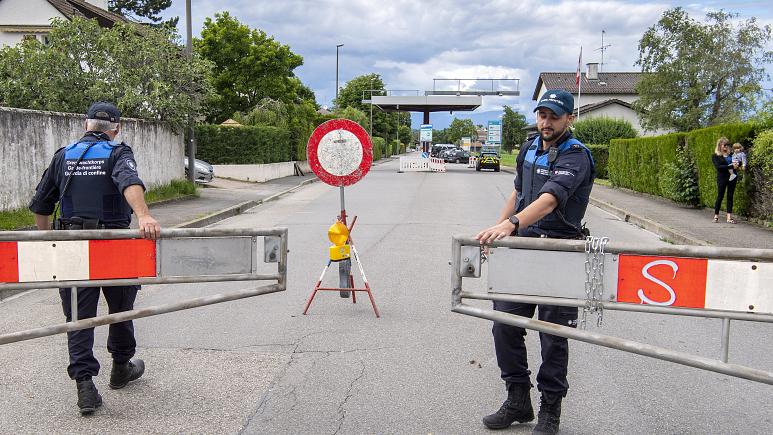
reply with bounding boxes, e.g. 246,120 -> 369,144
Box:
307,119 -> 373,187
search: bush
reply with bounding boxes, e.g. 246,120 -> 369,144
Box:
608,133 -> 686,194
390,139 -> 400,156
372,136 -> 385,159
749,129 -> 773,220
685,123 -> 757,215
657,143 -> 700,206
195,124 -> 292,164
586,144 -> 609,179
573,117 -> 637,145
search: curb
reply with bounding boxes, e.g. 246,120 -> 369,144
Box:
500,165 -> 708,246
175,177 -> 319,228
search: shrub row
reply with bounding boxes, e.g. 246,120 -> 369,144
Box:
586,144 -> 609,179
609,123 -> 763,216
194,124 -> 292,164
372,136 -> 385,160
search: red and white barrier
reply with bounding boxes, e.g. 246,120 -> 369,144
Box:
468,156 -> 477,168
0,240 -> 156,283
429,157 -> 446,172
399,157 -> 446,173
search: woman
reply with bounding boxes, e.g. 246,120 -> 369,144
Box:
712,137 -> 739,223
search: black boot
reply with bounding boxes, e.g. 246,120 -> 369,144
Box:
76,379 -> 102,416
109,358 -> 145,389
532,392 -> 563,435
482,383 -> 534,430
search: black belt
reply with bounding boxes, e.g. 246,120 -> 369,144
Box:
54,217 -> 105,230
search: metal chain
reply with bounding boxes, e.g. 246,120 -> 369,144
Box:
582,236 -> 609,328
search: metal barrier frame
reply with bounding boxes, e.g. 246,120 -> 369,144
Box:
0,227 -> 288,346
450,235 -> 773,385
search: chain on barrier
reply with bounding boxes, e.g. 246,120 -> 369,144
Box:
582,236 -> 608,328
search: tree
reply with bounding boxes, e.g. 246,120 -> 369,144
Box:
502,106 -> 528,152
334,73 -> 408,140
445,118 -> 478,144
109,0 -> 177,26
0,17 -> 213,130
634,8 -> 773,132
196,12 -> 305,123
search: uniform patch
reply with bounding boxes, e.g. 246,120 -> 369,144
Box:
554,170 -> 575,176
127,160 -> 137,171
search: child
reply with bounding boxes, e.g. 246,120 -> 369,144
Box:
728,143 -> 747,181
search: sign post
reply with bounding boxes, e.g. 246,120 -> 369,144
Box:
304,119 -> 380,317
487,120 -> 502,152
420,124 -> 433,154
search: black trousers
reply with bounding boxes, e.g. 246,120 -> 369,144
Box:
714,175 -> 737,215
492,300 -> 578,396
59,286 -> 139,381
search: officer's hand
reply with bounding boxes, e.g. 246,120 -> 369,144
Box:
475,221 -> 515,245
137,214 -> 160,240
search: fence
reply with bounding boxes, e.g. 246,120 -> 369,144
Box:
0,227 -> 288,346
450,235 -> 773,385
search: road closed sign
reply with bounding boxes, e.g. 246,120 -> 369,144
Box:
307,119 -> 373,187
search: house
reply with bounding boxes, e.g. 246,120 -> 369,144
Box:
529,63 -> 669,136
0,0 -> 127,46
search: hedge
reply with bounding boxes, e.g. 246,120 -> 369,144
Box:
194,124 -> 292,164
573,117 -> 637,145
586,144 -> 608,179
685,123 -> 757,215
608,133 -> 686,195
749,129 -> 773,220
372,136 -> 385,159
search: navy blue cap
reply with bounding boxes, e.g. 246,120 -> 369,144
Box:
534,89 -> 574,116
86,101 -> 121,123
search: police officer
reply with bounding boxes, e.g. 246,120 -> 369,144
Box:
476,90 -> 594,434
29,102 -> 160,416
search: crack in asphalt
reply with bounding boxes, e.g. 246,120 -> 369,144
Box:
332,359 -> 367,435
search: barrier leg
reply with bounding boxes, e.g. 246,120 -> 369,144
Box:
304,261 -> 331,315
70,286 -> 78,323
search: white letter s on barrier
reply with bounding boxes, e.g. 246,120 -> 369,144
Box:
637,260 -> 678,306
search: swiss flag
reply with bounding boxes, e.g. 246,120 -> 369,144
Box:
576,47 -> 582,86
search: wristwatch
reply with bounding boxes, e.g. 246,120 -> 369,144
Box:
508,215 -> 520,231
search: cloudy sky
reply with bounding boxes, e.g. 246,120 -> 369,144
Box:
161,1 -> 773,128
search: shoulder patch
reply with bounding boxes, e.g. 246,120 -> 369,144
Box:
571,144 -> 581,149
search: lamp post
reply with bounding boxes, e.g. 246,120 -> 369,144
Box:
185,0 -> 195,184
335,44 -> 344,107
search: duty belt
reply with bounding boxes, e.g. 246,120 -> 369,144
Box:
54,216 -> 105,230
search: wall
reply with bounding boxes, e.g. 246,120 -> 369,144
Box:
213,161 -> 311,183
0,107 -> 184,211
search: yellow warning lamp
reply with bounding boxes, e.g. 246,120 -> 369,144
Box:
328,220 -> 351,261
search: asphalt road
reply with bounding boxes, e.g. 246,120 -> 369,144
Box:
0,158 -> 771,434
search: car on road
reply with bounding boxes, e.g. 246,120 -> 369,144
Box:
184,157 -> 214,183
443,148 -> 470,164
476,151 -> 500,172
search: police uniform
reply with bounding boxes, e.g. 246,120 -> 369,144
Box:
29,131 -> 145,381
493,131 -> 595,396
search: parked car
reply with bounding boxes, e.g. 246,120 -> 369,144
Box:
476,151 -> 500,172
443,148 -> 470,164
184,157 -> 214,183
430,143 -> 456,157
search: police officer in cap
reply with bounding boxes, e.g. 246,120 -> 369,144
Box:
29,101 -> 160,415
476,89 -> 595,434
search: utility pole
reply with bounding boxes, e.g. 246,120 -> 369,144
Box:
335,44 -> 344,107
185,0 -> 195,184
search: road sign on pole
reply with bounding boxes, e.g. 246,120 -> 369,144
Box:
307,119 -> 373,187
420,124 -> 433,142
487,120 -> 502,145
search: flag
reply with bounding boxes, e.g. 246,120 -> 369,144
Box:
576,47 -> 583,86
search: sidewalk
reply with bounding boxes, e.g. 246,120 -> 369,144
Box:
589,183 -> 773,248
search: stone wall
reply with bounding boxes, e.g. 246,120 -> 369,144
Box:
0,107 -> 184,211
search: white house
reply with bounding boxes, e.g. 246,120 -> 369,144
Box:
0,0 -> 125,46
530,63 -> 669,136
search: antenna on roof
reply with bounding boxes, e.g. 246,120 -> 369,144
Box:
595,30 -> 612,72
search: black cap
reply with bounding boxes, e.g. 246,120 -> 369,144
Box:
534,89 -> 574,116
86,101 -> 121,123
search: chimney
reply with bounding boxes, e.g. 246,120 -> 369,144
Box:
586,63 -> 599,81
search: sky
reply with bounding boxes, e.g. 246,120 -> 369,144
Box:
161,1 -> 773,129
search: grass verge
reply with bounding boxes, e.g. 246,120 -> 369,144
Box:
0,179 -> 198,230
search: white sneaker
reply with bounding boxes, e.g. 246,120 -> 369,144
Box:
729,173 -> 737,181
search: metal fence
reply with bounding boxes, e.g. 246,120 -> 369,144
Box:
450,235 -> 773,385
0,227 -> 288,346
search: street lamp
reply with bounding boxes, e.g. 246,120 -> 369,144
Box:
335,44 -> 344,106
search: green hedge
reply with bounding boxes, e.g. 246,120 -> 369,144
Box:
573,117 -> 637,145
195,125 -> 292,164
608,133 -> 686,195
685,123 -> 757,215
372,136 -> 385,159
749,129 -> 773,220
586,144 -> 608,179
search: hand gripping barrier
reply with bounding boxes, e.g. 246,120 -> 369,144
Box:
0,227 -> 288,346
450,235 -> 773,385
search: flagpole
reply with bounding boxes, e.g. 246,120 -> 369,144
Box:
577,46 -> 582,121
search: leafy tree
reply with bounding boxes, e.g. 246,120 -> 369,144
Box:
109,0 -> 177,26
445,118 -> 478,144
233,97 -> 319,160
572,117 -> 637,145
502,106 -> 528,152
398,125 -> 412,145
334,73 -> 409,140
334,106 -> 369,130
634,8 -> 773,131
196,12 -> 305,123
0,17 -> 213,130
